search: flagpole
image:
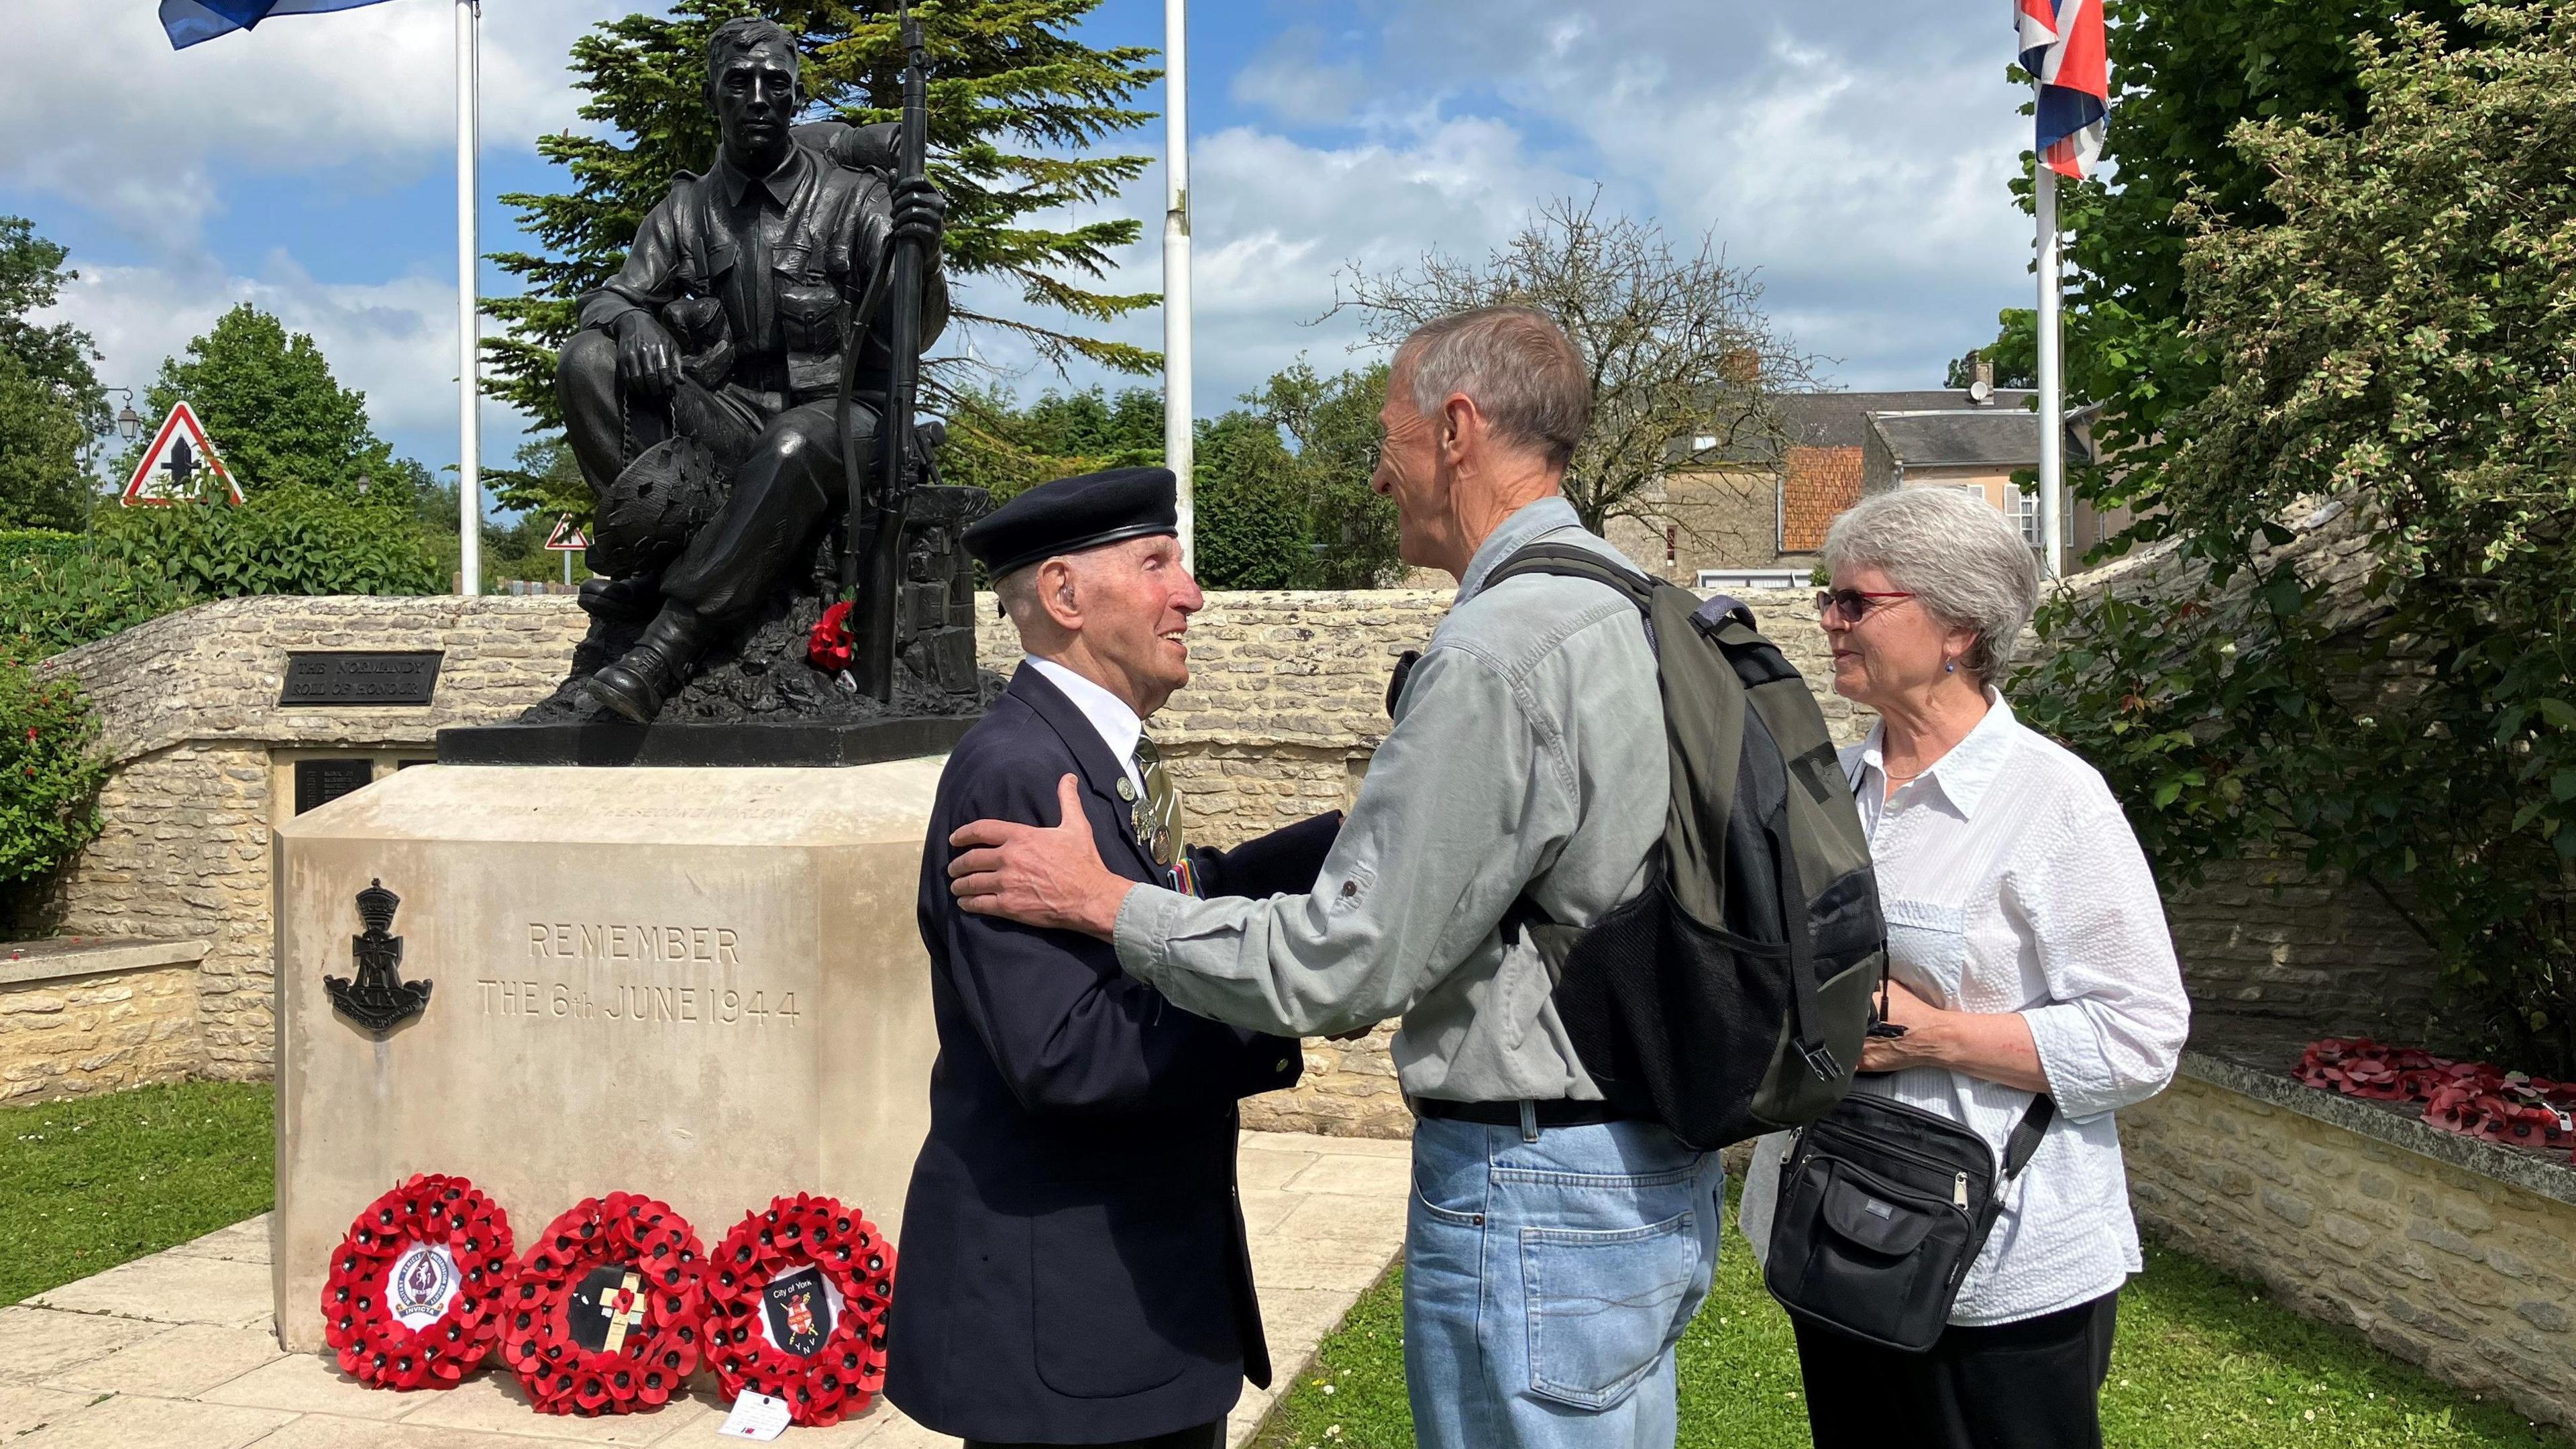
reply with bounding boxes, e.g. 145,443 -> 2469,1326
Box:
1162,0 -> 1193,570
2033,144 -> 2063,582
456,0 -> 482,596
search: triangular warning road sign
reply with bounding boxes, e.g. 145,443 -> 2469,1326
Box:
121,402 -> 245,506
543,515 -> 592,551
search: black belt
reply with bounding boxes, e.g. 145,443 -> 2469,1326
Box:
1411,1097 -> 1625,1128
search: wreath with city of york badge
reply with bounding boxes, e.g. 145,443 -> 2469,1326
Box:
320,1175 -> 516,1390
500,1193 -> 710,1415
703,1195 -> 897,1426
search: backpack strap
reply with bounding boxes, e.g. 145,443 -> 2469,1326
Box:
1483,543 -> 1661,648
2002,1095 -> 2057,1177
1483,541 -> 1657,973
1487,541 -> 1841,1081
1765,810 -> 1842,1083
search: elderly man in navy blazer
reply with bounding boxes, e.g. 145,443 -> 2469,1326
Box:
885,467 -> 1341,1449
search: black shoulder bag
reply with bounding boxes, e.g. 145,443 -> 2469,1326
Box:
1761,756 -> 2057,1351
1761,1085 -> 2054,1351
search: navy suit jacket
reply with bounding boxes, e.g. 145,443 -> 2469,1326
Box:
884,664 -> 1342,1443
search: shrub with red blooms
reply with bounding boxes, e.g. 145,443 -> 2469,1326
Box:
703,1195 -> 896,1427
500,1193 -> 710,1416
319,1174 -> 515,1389
2297,1038 -> 2574,1158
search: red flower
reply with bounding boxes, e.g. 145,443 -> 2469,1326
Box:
807,600 -> 856,674
702,1195 -> 898,1428
319,1174 -> 515,1391
502,1194 -> 708,1418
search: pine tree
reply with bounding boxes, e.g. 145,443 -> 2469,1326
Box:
119,303 -> 398,502
484,0 -> 1162,440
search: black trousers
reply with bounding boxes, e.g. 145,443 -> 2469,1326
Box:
555,329 -> 880,620
1794,1291 -> 2118,1449
963,1419 -> 1222,1449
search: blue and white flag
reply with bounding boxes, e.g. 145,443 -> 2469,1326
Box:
160,0 -> 398,50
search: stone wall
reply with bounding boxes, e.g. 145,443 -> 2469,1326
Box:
19,572 -> 2449,1121
2162,860 -> 2445,1069
1,941 -> 208,1102
25,596 -> 589,1078
2123,1055 -> 2576,1430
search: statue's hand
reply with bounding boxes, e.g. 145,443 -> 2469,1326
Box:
890,175 -> 946,260
612,311 -> 682,399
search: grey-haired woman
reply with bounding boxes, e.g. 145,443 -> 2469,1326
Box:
1739,486 -> 2190,1449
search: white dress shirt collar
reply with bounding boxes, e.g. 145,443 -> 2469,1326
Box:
1024,655 -> 1144,793
1854,688 -> 2018,820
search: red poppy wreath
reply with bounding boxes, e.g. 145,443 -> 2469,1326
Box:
704,1195 -> 898,1427
320,1174 -> 516,1390
500,1193 -> 710,1416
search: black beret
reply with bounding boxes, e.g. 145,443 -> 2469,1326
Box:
962,466 -> 1179,578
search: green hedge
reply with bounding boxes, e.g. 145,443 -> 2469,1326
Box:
1,491 -> 444,658
0,644 -> 104,890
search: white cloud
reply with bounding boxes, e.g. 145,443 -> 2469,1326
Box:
963,0 -> 2038,410
0,0 -> 604,248
1230,26 -> 1365,127
48,255 -> 522,478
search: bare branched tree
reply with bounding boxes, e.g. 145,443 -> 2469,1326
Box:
1324,191 -> 1819,536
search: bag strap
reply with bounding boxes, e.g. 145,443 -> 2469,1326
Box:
1488,540 -> 1658,960
1767,812 -> 1841,1083
2002,1095 -> 2057,1177
1483,540 -> 1658,608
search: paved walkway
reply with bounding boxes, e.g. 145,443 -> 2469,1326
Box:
0,1131 -> 1409,1448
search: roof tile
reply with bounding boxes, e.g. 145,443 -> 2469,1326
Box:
1780,445 -> 1862,553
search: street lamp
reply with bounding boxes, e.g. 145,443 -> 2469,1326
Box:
108,388 -> 142,441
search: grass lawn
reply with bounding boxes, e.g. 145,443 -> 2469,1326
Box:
0,1079 -> 275,1305
1254,1204 -> 2570,1449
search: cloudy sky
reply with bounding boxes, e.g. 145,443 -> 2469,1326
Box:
3,0 -> 2038,513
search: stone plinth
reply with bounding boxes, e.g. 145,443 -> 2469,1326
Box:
270,759 -> 942,1353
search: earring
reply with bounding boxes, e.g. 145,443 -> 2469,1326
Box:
1944,660 -> 1957,674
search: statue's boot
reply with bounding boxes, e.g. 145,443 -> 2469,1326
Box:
578,573 -> 663,622
586,601 -> 714,724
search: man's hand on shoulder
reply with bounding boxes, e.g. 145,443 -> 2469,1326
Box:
949,774 -> 1135,940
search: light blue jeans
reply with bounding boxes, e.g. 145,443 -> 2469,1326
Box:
1405,1114 -> 1725,1449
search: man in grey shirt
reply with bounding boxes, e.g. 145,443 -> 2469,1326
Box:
947,306 -> 1725,1449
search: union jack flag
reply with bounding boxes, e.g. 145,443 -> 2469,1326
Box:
2017,0 -> 2108,179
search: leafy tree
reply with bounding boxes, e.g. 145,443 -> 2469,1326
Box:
1189,411 -> 1306,590
1329,193 -> 1815,538
0,217 -> 106,531
2015,8 -> 2576,1074
118,304 -> 398,503
1235,362 -> 1397,590
1943,309 -> 2039,390
2034,0 -> 2469,522
939,384 -> 1164,501
486,0 -> 1162,434
487,435 -> 592,525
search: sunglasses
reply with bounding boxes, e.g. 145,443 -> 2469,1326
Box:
1815,588 -> 1916,624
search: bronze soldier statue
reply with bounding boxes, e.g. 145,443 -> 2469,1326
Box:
555,16 -> 948,723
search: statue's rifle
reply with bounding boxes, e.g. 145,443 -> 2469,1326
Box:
837,0 -> 932,703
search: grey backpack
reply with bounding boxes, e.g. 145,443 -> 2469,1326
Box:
1489,544 -> 1884,1150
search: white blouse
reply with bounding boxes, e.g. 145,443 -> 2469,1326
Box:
1739,692 -> 2191,1326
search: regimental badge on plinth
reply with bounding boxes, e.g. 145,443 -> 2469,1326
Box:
325,878 -> 434,1036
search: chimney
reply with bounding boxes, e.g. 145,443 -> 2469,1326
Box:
1968,354 -> 1996,405
1719,347 -> 1761,387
